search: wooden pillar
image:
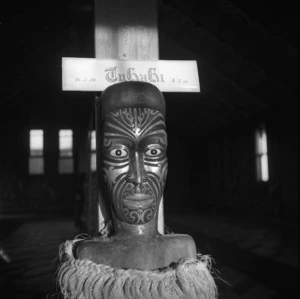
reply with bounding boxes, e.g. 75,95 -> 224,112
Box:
94,0 -> 164,234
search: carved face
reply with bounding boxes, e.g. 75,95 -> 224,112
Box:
101,108 -> 168,225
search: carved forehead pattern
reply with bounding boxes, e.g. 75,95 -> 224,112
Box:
102,108 -> 167,142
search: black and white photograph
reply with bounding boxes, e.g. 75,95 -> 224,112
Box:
0,0 -> 298,298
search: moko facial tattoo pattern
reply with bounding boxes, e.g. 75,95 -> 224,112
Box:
101,108 -> 168,225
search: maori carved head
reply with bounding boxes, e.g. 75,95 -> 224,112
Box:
100,82 -> 168,225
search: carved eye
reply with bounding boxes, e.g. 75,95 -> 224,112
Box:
145,148 -> 162,157
110,148 -> 127,158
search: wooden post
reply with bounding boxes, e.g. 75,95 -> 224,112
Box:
94,0 -> 164,234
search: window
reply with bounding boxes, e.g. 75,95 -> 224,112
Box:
59,130 -> 74,174
29,130 -> 44,174
255,125 -> 269,182
90,130 -> 96,172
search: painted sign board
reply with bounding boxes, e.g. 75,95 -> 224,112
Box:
62,58 -> 200,92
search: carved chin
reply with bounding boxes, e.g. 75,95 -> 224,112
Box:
115,181 -> 160,224
122,200 -> 157,224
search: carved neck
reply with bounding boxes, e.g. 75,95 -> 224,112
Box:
114,216 -> 159,236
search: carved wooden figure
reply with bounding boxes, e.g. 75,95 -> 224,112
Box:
76,81 -> 196,270
57,82 -> 218,299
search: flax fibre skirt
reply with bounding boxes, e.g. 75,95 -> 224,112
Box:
56,239 -> 218,299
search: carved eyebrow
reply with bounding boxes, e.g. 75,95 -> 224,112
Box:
139,133 -> 167,150
104,128 -> 167,145
103,132 -> 133,139
139,130 -> 167,143
102,134 -> 135,148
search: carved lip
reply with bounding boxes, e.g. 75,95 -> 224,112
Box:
123,194 -> 154,209
124,193 -> 152,201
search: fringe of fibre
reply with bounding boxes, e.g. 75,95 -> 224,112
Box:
57,240 -> 218,299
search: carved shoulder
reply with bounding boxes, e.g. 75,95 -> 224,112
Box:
178,234 -> 197,258
75,240 -> 107,264
75,240 -> 92,259
164,233 -> 197,259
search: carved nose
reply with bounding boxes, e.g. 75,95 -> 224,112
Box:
126,152 -> 148,185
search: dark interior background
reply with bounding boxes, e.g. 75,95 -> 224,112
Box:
0,0 -> 298,227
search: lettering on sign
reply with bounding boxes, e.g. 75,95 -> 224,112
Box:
62,58 -> 200,92
104,66 -> 165,83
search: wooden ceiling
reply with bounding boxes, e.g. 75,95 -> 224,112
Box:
1,0 -> 298,135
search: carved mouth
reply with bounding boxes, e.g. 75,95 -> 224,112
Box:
123,194 -> 154,209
